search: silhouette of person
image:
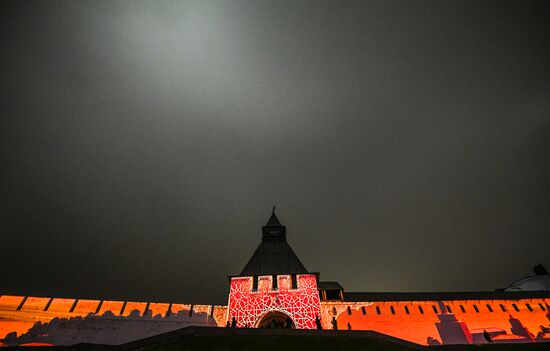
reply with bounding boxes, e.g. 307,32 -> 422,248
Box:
483,329 -> 493,343
331,316 -> 338,330
284,316 -> 292,328
347,322 -> 352,330
231,316 -> 237,328
226,321 -> 230,328
315,315 -> 322,330
426,336 -> 441,345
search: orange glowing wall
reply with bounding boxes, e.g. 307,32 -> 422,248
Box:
0,295 -> 227,342
324,298 -> 550,345
147,303 -> 170,317
97,300 -> 125,315
3,293 -> 547,346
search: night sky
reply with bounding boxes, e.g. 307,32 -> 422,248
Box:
1,1 -> 549,305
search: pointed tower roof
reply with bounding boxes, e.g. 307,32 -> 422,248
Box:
239,208 -> 308,276
265,207 -> 282,227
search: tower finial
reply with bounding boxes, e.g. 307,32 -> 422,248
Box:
265,207 -> 282,227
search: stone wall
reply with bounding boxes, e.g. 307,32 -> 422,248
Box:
0,295 -> 227,346
321,298 -> 550,345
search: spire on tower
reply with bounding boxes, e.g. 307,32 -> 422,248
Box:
265,206 -> 282,227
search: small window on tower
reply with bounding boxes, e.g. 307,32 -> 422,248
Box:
486,304 -> 493,312
291,275 -> 298,290
376,306 -> 381,315
325,290 -> 341,300
539,303 -> 546,311
361,306 -> 366,315
404,306 -> 410,314
526,304 -> 533,312
390,306 -> 395,314
499,304 -> 507,312
418,306 -> 424,314
347,307 -> 352,315
432,305 -> 438,314
512,304 -> 519,312
272,275 -> 278,290
252,276 -> 258,291
446,305 -> 452,313
459,305 -> 466,313
473,305 -> 479,313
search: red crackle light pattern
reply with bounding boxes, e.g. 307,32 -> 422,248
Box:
227,274 -> 321,329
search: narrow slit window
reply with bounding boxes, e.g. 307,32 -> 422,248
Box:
376,306 -> 381,315
539,303 -> 546,311
361,306 -> 366,315
499,304 -> 507,312
252,276 -> 258,291
486,304 -> 493,312
291,275 -> 298,290
272,275 -> 278,290
390,306 -> 395,314
526,304 -> 533,312
418,306 -> 424,314
473,305 -> 479,313
16,297 -> 28,311
432,305 -> 438,314
459,305 -> 466,313
347,307 -> 352,315
512,304 -> 519,312
43,298 -> 53,312
446,305 -> 452,313
404,306 -> 410,314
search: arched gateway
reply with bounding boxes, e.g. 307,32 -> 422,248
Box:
256,311 -> 295,329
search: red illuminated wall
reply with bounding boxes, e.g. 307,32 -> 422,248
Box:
2,292 -> 549,347
323,298 -> 550,345
227,274 -> 321,329
0,295 -> 227,346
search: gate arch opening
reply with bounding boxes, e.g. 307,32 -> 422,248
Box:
256,311 -> 295,329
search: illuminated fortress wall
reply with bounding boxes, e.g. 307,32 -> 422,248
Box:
322,298 -> 550,345
1,293 -> 549,346
0,295 -> 227,346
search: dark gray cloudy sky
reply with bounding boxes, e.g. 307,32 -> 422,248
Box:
1,0 -> 549,304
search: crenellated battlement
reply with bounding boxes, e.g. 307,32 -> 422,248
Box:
0,294 -> 228,346
231,274 -> 316,293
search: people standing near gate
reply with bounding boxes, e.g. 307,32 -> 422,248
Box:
284,316 -> 292,328
483,330 -> 493,343
331,316 -> 338,330
315,315 -> 322,329
231,316 -> 237,328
